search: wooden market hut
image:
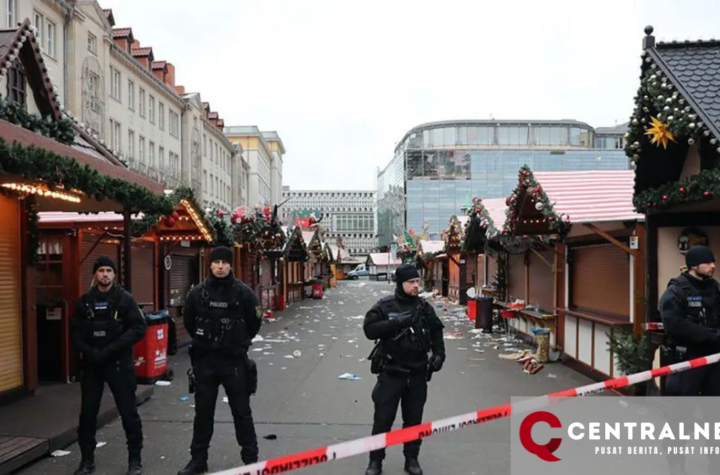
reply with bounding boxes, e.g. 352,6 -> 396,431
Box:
416,240 -> 445,292
501,166 -> 645,379
366,253 -> 402,281
0,19 -> 170,399
625,27 -> 720,389
282,225 -> 309,305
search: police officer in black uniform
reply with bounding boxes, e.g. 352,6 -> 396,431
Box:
178,246 -> 262,475
660,245 -> 720,474
363,263 -> 446,475
70,256 -> 147,475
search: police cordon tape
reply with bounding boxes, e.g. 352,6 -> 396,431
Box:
208,351 -> 720,475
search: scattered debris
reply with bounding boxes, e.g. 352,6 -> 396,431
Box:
444,333 -> 464,340
96,442 -> 107,448
263,434 -> 278,440
223,397 -> 229,403
51,450 -> 71,457
338,373 -> 361,381
155,380 -> 171,386
293,350 -> 302,357
180,396 -> 190,402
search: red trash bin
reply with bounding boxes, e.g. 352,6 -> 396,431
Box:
312,281 -> 323,299
467,299 -> 476,321
134,311 -> 170,384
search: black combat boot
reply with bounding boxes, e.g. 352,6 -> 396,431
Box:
177,459 -> 209,475
73,458 -> 96,475
365,459 -> 382,475
127,454 -> 142,475
404,457 -> 423,475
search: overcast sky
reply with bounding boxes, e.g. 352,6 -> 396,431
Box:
99,0 -> 720,191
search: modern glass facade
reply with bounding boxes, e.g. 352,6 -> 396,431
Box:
376,120 -> 629,247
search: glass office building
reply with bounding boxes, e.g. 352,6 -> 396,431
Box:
376,120 -> 629,248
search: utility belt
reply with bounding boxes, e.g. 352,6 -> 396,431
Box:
660,342 -> 689,364
187,345 -> 257,396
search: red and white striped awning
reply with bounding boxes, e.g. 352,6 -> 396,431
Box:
533,170 -> 643,224
480,198 -> 508,230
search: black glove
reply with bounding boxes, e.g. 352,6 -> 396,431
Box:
429,354 -> 445,372
390,312 -> 414,329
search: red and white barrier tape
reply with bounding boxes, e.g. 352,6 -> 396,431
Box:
209,352 -> 720,475
644,322 -> 664,331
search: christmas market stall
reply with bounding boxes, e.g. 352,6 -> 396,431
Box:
0,19 -> 171,398
232,204 -> 286,311
322,241 -> 337,288
502,166 -> 644,380
460,197 -> 507,298
442,215 -> 472,304
625,27 -> 720,390
416,239 -> 445,292
366,253 -> 401,281
282,225 -> 309,306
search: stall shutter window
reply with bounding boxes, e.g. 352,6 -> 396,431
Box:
0,196 -> 22,393
508,253 -> 526,302
571,243 -> 630,317
131,243 -> 155,310
81,235 -> 120,294
169,255 -> 194,306
528,250 -> 554,312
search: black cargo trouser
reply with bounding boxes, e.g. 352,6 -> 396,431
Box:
190,354 -> 258,464
369,368 -> 428,461
663,357 -> 720,471
78,355 -> 143,460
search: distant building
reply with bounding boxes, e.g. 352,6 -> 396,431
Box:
376,119 -> 630,247
281,187 -> 377,256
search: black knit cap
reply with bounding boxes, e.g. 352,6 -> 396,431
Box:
210,246 -> 233,264
686,245 -> 715,268
92,255 -> 116,274
395,263 -> 420,284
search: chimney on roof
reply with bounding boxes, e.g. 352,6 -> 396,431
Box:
643,25 -> 655,49
152,62 -> 166,82
131,39 -> 140,49
175,85 -> 185,95
165,62 -> 175,87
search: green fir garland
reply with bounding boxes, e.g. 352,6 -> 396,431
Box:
633,168 -> 720,214
0,100 -> 76,145
206,208 -> 234,247
624,62 -> 718,163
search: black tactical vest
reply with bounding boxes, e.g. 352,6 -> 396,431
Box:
80,286 -> 125,349
376,296 -> 432,358
673,274 -> 720,329
193,280 -> 248,355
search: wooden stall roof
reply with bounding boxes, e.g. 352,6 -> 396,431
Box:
366,253 -> 402,267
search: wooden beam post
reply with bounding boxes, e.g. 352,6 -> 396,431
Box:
582,223 -> 636,256
633,223 -> 647,337
531,247 -> 553,268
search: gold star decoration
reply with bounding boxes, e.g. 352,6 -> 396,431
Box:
645,116 -> 676,149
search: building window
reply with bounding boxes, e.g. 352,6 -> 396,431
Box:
169,111 -> 179,137
203,134 -> 207,156
127,80 -> 134,110
33,11 -> 43,44
46,21 -> 55,58
149,141 -> 155,168
139,136 -> 145,162
7,59 -> 25,108
88,32 -> 97,54
128,130 -> 135,159
203,170 -> 207,189
159,146 -> 165,170
110,67 -> 121,101
6,0 -> 15,28
109,119 -> 121,152
158,103 -> 164,130
139,88 -> 146,117
149,95 -> 155,124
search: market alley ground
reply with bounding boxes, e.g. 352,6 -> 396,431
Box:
18,281 -> 598,475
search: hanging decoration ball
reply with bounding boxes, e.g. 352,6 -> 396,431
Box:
171,211 -> 180,220
165,217 -> 176,227
632,119 -> 638,125
689,138 -> 695,145
535,202 -> 544,211
689,123 -> 696,129
658,95 -> 664,101
665,97 -> 672,103
662,195 -> 669,201
712,139 -> 718,145
704,191 -> 712,198
218,210 -> 225,217
679,187 -> 686,194
664,106 -> 671,112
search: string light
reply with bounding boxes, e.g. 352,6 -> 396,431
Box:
180,199 -> 213,241
2,182 -> 81,203
159,235 -> 205,241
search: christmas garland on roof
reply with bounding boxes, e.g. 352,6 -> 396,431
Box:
503,165 -> 570,237
0,100 -> 76,145
634,168 -> 720,214
396,229 -> 418,264
232,205 -> 287,254
130,186 -> 213,240
0,138 -> 172,263
625,62 -> 720,163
